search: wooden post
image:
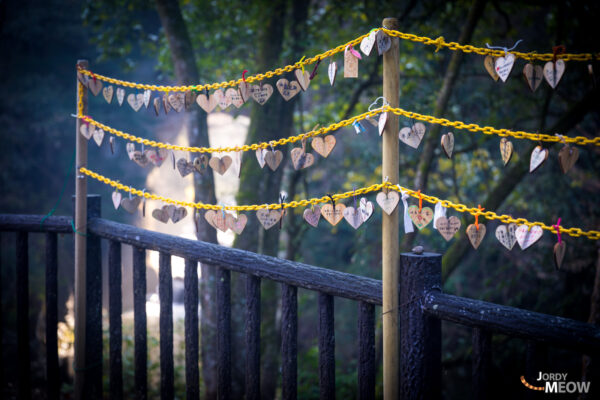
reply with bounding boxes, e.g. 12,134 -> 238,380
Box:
74,59 -> 88,400
381,17 -> 400,400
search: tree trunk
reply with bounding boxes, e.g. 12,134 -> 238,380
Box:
441,86 -> 600,279
400,0 -> 487,251
233,1 -> 309,399
154,0 -> 220,397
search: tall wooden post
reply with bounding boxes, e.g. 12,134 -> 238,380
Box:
382,17 -> 400,400
74,59 -> 89,400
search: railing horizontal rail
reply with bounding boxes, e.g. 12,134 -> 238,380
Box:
87,217 -> 384,305
423,291 -> 600,353
0,214 -> 73,233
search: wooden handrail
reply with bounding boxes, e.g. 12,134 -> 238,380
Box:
86,216 -> 384,305
423,291 -> 600,353
0,214 -> 73,233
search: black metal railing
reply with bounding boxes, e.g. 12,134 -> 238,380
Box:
1,195 -> 599,400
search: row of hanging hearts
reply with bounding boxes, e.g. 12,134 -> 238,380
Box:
77,32 -> 393,116
80,114 -> 579,176
397,121 -> 578,173
484,55 -> 566,90
110,187 -> 565,268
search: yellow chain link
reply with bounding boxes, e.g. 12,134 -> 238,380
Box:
78,103 -> 600,153
76,28 -> 600,92
78,167 -> 600,241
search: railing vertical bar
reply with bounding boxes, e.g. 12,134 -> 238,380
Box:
0,234 -> 3,397
217,267 -> 231,400
357,301 -> 375,400
245,275 -> 261,400
281,284 -> 297,400
184,258 -> 199,400
159,252 -> 174,400
108,240 -> 123,400
318,293 -> 335,400
85,195 -> 102,399
133,246 -> 147,400
525,341 -> 547,400
472,328 -> 492,400
16,231 -> 30,400
45,232 -> 59,400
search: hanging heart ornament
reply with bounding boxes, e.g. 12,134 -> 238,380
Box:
376,191 -> 400,215
320,204 -> 346,226
399,123 -> 426,149
127,93 -> 144,112
264,150 -> 283,171
436,216 -> 461,241
529,145 -> 548,173
311,136 -> 336,158
558,144 -> 579,174
466,224 -> 486,249
303,206 -> 321,228
343,207 -> 364,229
407,206 -> 434,230
523,63 -> 543,92
328,62 -> 337,86
276,79 -> 301,101
256,209 -> 282,230
543,60 -> 565,89
494,53 -> 515,82
499,138 -> 513,166
440,132 -> 454,158
495,223 -> 517,250
483,56 -> 499,81
515,225 -> 543,250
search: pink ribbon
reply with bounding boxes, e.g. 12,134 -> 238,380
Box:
553,217 -> 562,244
346,45 -> 362,60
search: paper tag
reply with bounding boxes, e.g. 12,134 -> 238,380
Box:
399,189 -> 414,234
344,48 -> 359,78
433,202 -> 446,229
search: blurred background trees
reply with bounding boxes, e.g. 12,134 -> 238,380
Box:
1,0 -> 599,398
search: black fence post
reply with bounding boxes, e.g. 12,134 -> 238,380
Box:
108,240 -> 123,400
85,194 -> 102,399
400,252 -> 442,399
184,258 -> 199,400
46,232 -> 59,400
472,328 -> 492,400
281,284 -> 298,400
16,230 -> 30,400
357,301 -> 375,400
217,267 -> 231,400
133,246 -> 147,400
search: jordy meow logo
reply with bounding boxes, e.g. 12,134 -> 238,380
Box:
521,372 -> 591,394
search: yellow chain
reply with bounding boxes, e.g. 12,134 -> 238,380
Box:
381,29 -> 600,62
79,167 -> 600,241
77,32 -> 369,92
78,104 -> 600,153
77,28 -> 600,92
385,106 -> 600,146
79,109 -> 382,153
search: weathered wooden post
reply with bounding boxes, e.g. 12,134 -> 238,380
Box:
400,252 -> 442,399
382,17 -> 400,400
74,59 -> 89,400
